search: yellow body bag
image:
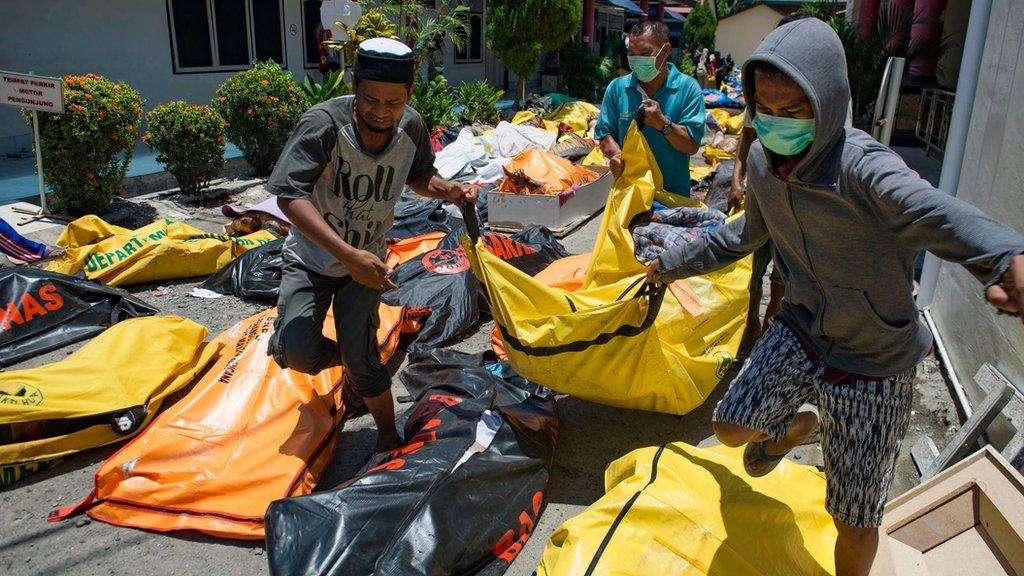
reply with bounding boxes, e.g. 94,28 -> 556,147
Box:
467,124 -> 750,415
537,443 -> 838,576
0,316 -> 217,466
47,216 -> 275,286
544,101 -> 601,134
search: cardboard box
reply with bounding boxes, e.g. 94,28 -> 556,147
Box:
870,447 -> 1024,576
487,166 -> 612,237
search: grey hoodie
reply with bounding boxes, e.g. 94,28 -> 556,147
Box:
658,19 -> 1024,377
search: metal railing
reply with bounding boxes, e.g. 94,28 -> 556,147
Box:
916,88 -> 956,159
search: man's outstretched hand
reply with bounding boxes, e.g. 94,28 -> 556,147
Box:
986,254 -> 1024,324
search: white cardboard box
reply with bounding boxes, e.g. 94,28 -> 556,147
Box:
870,446 -> 1024,576
487,165 -> 612,237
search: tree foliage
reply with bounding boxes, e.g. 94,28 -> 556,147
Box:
683,2 -> 717,58
487,0 -> 582,104
802,1 -> 950,129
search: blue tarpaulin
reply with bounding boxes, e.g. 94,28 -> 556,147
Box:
603,0 -> 644,15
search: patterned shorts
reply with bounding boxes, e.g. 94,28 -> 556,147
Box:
713,321 -> 916,528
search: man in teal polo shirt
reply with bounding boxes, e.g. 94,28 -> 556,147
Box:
596,20 -> 706,198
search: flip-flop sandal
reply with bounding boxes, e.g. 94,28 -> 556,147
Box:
798,428 -> 821,446
743,440 -> 789,478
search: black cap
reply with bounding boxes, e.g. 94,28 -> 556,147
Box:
354,38 -> 415,84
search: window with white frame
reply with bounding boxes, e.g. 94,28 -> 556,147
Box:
454,12 -> 483,64
167,0 -> 285,73
302,0 -> 322,69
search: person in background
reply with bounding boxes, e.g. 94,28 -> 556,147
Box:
618,36 -> 631,77
596,20 -> 706,199
315,23 -> 341,75
715,59 -> 728,91
696,47 -> 710,89
648,19 -> 1024,575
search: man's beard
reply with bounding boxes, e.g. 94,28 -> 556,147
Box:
357,110 -> 395,133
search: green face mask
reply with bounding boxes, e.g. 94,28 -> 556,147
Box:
753,112 -> 815,156
628,45 -> 665,83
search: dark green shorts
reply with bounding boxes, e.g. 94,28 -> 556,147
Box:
268,259 -> 390,397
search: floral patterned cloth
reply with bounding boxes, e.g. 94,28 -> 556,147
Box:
632,206 -> 726,264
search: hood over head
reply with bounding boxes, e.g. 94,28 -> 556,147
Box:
742,18 -> 851,184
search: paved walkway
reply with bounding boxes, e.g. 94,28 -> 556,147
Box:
0,141 -> 243,205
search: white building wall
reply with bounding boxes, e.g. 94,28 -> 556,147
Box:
0,1 -> 506,154
714,5 -> 786,64
930,0 -> 1024,432
0,1 -> 312,155
438,0 -> 500,88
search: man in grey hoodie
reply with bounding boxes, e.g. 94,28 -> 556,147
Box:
646,19 -> 1024,576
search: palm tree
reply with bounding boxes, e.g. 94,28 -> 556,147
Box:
379,0 -> 470,80
802,1 -> 949,129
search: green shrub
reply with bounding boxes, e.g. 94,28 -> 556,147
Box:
411,75 -> 457,129
683,2 -> 717,57
27,73 -> 143,216
678,55 -> 696,77
298,70 -> 350,104
143,102 -> 226,195
560,43 -> 601,100
455,81 -> 503,125
212,61 -> 310,176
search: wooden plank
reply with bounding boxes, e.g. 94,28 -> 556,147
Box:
920,381 -> 1015,479
1003,427 -> 1024,471
975,363 -> 1024,458
912,436 -> 941,477
975,363 -> 1017,396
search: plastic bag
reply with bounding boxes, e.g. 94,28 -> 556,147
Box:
265,349 -> 558,576
50,305 -> 411,539
383,226 -> 569,348
0,267 -> 157,366
1,316 -> 217,466
200,238 -> 285,300
46,216 -> 275,286
468,123 -> 751,415
537,443 -> 837,576
496,150 -> 599,196
544,101 -> 600,134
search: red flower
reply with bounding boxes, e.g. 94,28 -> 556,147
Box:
98,110 -> 106,120
85,171 -> 95,180
245,107 -> 254,116
259,79 -> 269,86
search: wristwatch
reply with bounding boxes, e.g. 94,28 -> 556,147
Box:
660,121 -> 674,136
